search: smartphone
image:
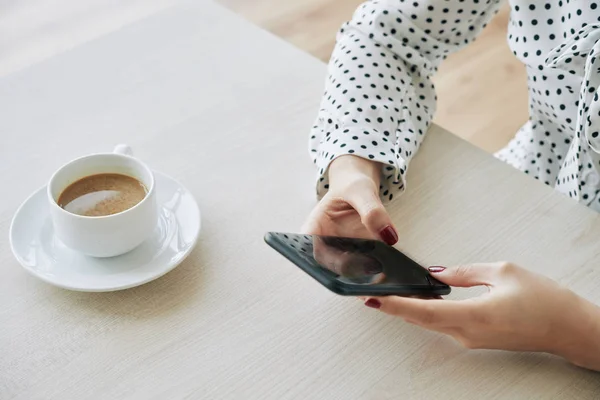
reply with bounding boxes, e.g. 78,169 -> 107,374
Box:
264,232 -> 451,296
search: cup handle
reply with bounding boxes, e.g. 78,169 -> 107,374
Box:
113,144 -> 134,156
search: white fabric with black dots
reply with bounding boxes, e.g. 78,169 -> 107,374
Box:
309,0 -> 600,210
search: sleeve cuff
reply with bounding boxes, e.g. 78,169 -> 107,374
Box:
311,124 -> 407,203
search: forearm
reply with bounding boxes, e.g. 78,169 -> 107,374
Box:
310,0 -> 505,201
555,294 -> 600,371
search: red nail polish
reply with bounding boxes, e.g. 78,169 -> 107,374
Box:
364,298 -> 381,309
428,266 -> 446,273
380,225 -> 398,245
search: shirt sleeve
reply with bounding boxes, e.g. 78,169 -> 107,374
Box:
310,0 -> 504,201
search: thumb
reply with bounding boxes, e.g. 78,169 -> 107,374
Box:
428,264 -> 498,288
346,189 -> 398,245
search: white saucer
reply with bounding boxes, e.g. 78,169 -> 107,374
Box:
9,171 -> 201,292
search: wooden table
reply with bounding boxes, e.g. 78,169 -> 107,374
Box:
1,1 -> 599,399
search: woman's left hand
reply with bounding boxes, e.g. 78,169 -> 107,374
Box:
364,262 -> 600,371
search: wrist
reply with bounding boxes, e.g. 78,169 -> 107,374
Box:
553,291 -> 600,370
329,155 -> 381,190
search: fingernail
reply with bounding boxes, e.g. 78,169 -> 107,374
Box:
428,266 -> 446,273
364,298 -> 381,309
379,225 -> 398,245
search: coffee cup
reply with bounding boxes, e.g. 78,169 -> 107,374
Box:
47,145 -> 158,257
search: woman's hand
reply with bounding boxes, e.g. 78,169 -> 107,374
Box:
302,155 -> 398,245
364,262 -> 600,371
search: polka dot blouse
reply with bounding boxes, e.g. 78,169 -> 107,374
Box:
309,0 -> 600,211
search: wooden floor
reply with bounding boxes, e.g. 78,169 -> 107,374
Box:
0,0 -> 528,153
220,0 -> 529,153
0,0 -> 528,152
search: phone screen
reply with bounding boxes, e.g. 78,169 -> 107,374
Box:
266,232 -> 445,292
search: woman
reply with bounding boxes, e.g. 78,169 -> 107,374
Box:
303,0 -> 600,371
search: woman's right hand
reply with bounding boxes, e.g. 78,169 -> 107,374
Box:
364,262 -> 600,371
301,155 -> 398,245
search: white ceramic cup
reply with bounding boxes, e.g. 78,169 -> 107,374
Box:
47,145 -> 158,258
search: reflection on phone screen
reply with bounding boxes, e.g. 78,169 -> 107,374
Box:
271,233 -> 431,287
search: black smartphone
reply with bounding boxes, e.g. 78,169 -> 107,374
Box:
264,232 -> 451,296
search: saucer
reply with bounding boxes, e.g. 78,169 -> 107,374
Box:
9,171 -> 201,292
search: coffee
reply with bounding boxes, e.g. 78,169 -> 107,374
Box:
58,173 -> 147,217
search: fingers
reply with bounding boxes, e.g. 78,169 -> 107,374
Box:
366,296 -> 475,328
345,188 -> 398,245
301,201 -> 326,235
300,218 -> 319,235
428,263 -> 501,288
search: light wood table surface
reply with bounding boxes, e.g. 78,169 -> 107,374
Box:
1,1 -> 599,399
